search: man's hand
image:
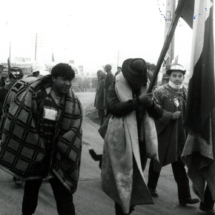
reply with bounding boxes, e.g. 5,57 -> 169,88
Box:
172,111 -> 181,119
139,93 -> 153,107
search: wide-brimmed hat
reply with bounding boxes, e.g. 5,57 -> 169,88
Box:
166,64 -> 186,76
122,58 -> 147,85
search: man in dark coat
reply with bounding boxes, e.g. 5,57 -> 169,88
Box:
104,64 -> 114,114
102,58 -> 163,215
94,70 -> 105,120
147,64 -> 199,206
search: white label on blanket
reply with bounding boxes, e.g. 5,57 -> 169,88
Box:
43,108 -> 57,121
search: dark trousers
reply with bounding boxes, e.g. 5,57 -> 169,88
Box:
22,177 -> 75,215
148,157 -> 191,201
201,185 -> 214,209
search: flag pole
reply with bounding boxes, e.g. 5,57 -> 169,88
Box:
9,41 -> 11,61
147,0 -> 187,93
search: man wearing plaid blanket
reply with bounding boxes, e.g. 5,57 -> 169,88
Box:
0,63 -> 83,215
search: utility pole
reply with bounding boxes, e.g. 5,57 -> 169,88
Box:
31,33 -> 43,61
164,0 -> 176,65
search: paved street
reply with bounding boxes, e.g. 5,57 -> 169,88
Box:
0,92 -> 204,215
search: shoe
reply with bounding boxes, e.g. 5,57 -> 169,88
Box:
199,204 -> 215,215
149,188 -> 158,197
179,197 -> 200,206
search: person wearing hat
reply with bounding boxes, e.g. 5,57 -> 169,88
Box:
102,58 -> 163,215
147,64 -> 199,206
104,64 -> 114,114
94,70 -> 106,120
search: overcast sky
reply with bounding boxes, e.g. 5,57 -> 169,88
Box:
0,0 -> 195,74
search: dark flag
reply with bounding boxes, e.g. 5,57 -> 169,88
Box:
180,0 -> 195,28
182,0 -> 215,202
184,0 -> 215,141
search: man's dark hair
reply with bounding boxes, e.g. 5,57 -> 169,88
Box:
51,63 -> 75,80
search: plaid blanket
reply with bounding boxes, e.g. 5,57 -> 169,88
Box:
0,75 -> 83,193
